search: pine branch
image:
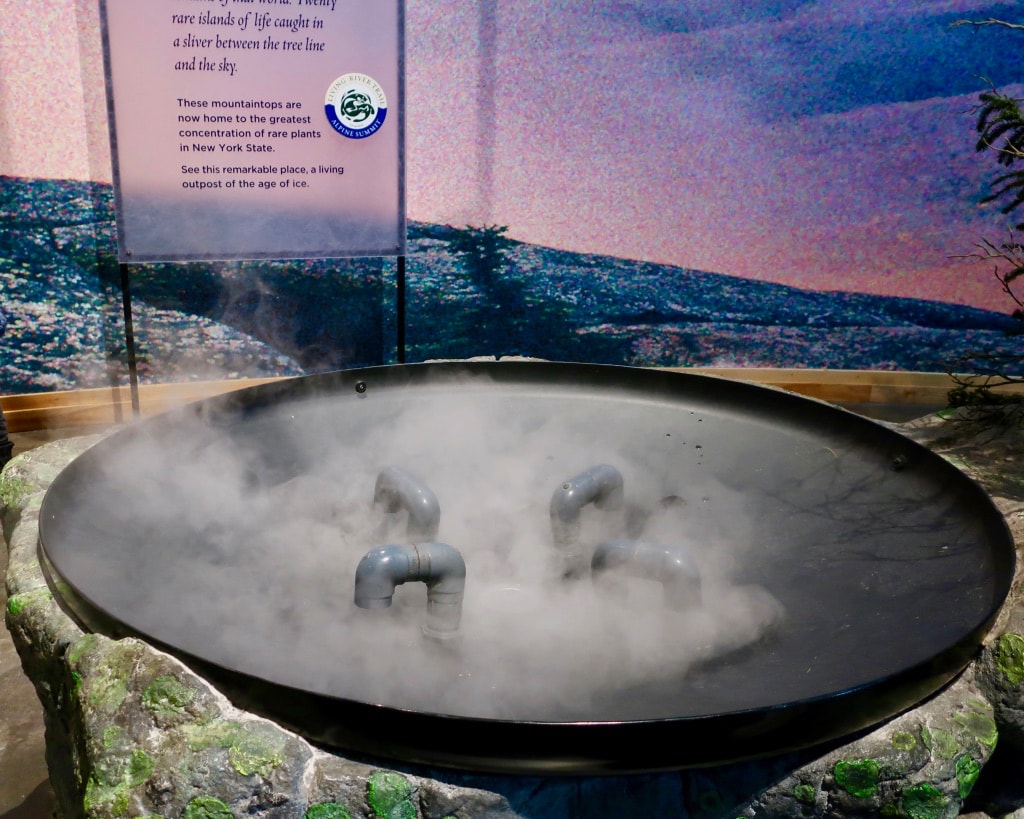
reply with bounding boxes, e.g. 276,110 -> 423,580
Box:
950,18 -> 1024,33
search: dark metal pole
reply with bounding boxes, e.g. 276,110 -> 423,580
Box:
396,254 -> 406,363
478,0 -> 496,220
0,402 -> 12,468
0,308 -> 11,466
118,262 -> 141,417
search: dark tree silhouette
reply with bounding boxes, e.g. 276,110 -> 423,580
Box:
436,224 -> 619,362
442,224 -> 515,293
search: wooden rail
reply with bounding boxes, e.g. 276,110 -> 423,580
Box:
0,369 -> 1019,433
0,378 -> 283,433
674,368 -> 983,407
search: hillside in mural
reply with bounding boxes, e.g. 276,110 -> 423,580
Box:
0,177 -> 386,393
2,176 -> 1023,395
404,224 -> 1024,374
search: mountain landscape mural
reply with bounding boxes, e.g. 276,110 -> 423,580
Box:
2,176 -> 1022,395
4,2 -> 1024,396
404,0 -> 1024,313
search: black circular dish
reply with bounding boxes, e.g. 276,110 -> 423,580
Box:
38,362 -> 1015,773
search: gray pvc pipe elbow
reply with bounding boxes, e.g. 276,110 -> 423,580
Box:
353,542 -> 467,638
550,464 -> 625,546
373,466 -> 441,541
591,539 -> 701,611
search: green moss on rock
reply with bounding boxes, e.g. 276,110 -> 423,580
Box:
901,782 -> 948,819
955,754 -> 981,799
833,758 -> 879,799
891,731 -> 917,751
921,727 -> 959,759
183,795 -> 234,819
82,778 -> 112,814
75,641 -> 153,715
102,725 -> 122,749
954,708 -> 998,750
6,587 -> 51,616
184,719 -> 242,752
81,670 -> 128,713
127,748 -> 153,787
142,674 -> 198,719
83,749 -> 153,816
227,723 -> 286,778
996,632 -> 1024,686
67,633 -> 100,665
305,803 -> 353,819
0,475 -> 32,509
792,783 -> 816,804
367,771 -> 415,819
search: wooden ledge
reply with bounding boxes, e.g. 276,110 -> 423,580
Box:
0,369 -> 1018,434
0,378 -> 284,433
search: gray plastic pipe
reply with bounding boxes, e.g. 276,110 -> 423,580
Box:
353,542 -> 466,639
550,464 -> 624,577
373,466 -> 441,541
590,539 -> 701,611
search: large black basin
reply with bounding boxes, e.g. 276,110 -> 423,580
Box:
38,362 -> 1014,773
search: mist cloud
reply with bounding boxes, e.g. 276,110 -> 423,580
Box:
60,377 -> 786,722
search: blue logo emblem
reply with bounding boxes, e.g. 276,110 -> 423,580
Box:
325,73 -> 388,139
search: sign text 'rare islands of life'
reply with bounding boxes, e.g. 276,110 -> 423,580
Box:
173,0 -> 345,193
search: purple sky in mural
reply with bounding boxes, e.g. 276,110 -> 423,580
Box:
406,0 -> 1024,311
5,0 -> 1024,311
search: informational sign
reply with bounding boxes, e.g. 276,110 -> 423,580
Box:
100,0 -> 404,262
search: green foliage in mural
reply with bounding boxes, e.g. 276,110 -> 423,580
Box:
947,17 -> 1024,399
976,86 -> 1024,225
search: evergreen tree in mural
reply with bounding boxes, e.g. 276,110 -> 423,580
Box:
441,224 -> 524,353
439,224 -> 598,361
444,224 -> 516,292
432,224 -> 622,364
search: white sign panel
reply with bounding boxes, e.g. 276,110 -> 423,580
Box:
101,0 -> 404,262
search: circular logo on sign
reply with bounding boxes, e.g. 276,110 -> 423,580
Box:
324,73 -> 388,139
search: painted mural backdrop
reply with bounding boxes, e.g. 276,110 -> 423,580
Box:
2,1 -> 1024,394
